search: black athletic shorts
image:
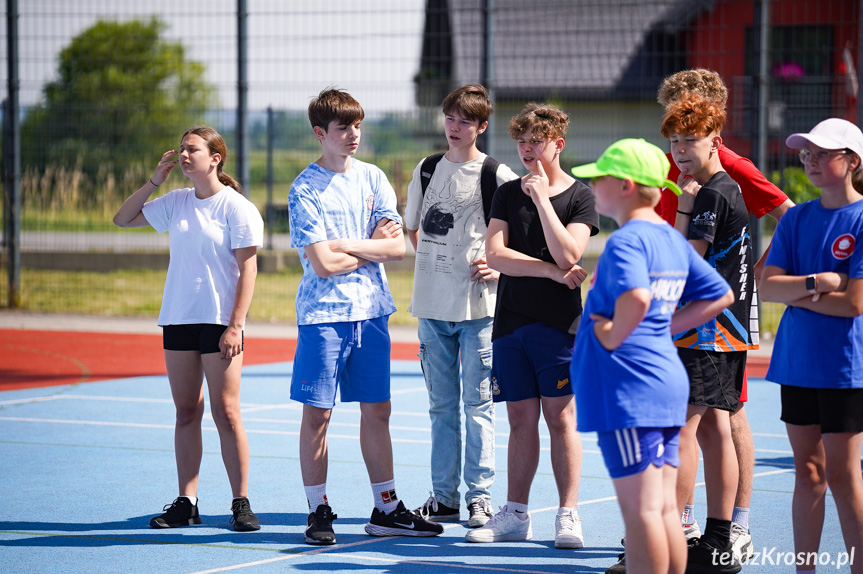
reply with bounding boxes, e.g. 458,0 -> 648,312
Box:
162,324 -> 240,354
678,348 -> 745,412
780,385 -> 863,434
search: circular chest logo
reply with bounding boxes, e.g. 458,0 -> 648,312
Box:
832,233 -> 856,260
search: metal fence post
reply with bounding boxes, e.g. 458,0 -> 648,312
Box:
5,0 -> 21,308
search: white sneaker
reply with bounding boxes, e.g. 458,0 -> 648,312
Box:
730,522 -> 754,562
683,519 -> 701,540
464,506 -> 532,542
554,508 -> 584,549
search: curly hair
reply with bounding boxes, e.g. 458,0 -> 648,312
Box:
660,93 -> 727,138
657,69 -> 728,109
508,103 -> 569,141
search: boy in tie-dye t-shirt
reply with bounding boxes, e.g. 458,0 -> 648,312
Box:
288,88 -> 443,547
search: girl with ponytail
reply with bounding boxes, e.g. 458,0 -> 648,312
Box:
113,126 -> 265,532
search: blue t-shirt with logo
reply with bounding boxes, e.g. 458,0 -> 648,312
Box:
572,219 -> 730,433
289,159 -> 402,325
765,198 -> 863,389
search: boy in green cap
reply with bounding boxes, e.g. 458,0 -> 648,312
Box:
571,138 -> 734,574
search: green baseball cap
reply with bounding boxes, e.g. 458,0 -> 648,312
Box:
571,138 -> 681,195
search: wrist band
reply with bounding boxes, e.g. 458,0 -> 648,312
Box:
149,178 -> 160,187
677,210 -> 693,216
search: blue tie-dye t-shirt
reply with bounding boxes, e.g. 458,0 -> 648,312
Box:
289,159 -> 402,325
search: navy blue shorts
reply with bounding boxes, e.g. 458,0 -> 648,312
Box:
162,324 -> 236,354
290,316 -> 391,409
491,322 -> 575,402
597,427 -> 681,479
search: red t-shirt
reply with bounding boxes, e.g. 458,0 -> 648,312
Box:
656,144 -> 789,225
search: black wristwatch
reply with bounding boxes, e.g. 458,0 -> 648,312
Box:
805,274 -> 817,294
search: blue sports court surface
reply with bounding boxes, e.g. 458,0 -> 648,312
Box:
0,358 -> 856,573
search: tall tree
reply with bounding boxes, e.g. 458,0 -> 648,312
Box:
22,18 -> 216,193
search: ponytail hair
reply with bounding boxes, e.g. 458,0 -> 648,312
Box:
181,125 -> 244,194
853,162 -> 863,195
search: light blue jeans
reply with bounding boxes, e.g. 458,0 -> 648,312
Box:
418,317 -> 495,508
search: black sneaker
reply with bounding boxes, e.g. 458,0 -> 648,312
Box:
686,537 -> 741,574
467,498 -> 493,528
414,492 -> 459,523
364,501 -> 444,537
305,504 -> 337,545
150,497 -> 202,528
230,497 -> 261,531
606,551 -> 626,574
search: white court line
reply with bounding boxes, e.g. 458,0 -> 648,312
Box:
0,416 -> 174,430
190,537 -> 389,574
752,432 -> 790,438
242,417 -> 431,434
0,415 -> 582,451
240,403 -> 301,414
188,494 -> 622,574
272,553 -> 565,574
0,396 -> 65,406
390,386 -> 428,396
0,413 -> 796,458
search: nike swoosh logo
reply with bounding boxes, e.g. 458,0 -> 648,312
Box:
394,521 -> 416,529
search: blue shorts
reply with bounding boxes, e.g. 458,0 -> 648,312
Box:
290,316 -> 392,409
490,322 -> 575,402
597,427 -> 681,479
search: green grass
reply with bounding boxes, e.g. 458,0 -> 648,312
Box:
0,265 -> 786,337
0,267 -> 419,327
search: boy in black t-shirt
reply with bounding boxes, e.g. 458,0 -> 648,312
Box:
465,103 -> 598,548
660,93 -> 756,574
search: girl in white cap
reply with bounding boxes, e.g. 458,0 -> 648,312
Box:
760,118 -> 863,574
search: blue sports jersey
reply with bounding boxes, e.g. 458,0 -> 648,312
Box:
765,198 -> 863,389
572,220 -> 730,433
289,159 -> 402,325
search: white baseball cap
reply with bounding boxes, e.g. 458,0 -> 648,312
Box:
786,118 -> 863,164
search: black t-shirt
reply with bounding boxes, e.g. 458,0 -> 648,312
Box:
489,178 -> 599,340
675,170 -> 757,350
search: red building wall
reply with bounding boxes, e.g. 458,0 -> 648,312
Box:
686,0 -> 859,156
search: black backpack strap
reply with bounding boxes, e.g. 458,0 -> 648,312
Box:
420,152 -> 446,198
479,156 -> 501,225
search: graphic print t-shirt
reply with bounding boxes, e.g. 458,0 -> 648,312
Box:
403,154 -> 518,321
673,171 -> 758,351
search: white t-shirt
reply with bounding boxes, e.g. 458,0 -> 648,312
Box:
404,154 -> 518,321
142,186 -> 264,327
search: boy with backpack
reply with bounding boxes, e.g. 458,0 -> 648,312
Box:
404,84 -> 518,527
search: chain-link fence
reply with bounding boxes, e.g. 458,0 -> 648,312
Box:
2,0 -> 861,334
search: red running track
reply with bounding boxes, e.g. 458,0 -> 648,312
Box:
0,330 -> 420,391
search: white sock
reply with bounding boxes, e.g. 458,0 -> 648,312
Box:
505,501 -> 529,519
557,506 -> 578,517
371,479 -> 399,513
304,483 -> 328,510
681,504 -> 695,526
180,495 -> 197,506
